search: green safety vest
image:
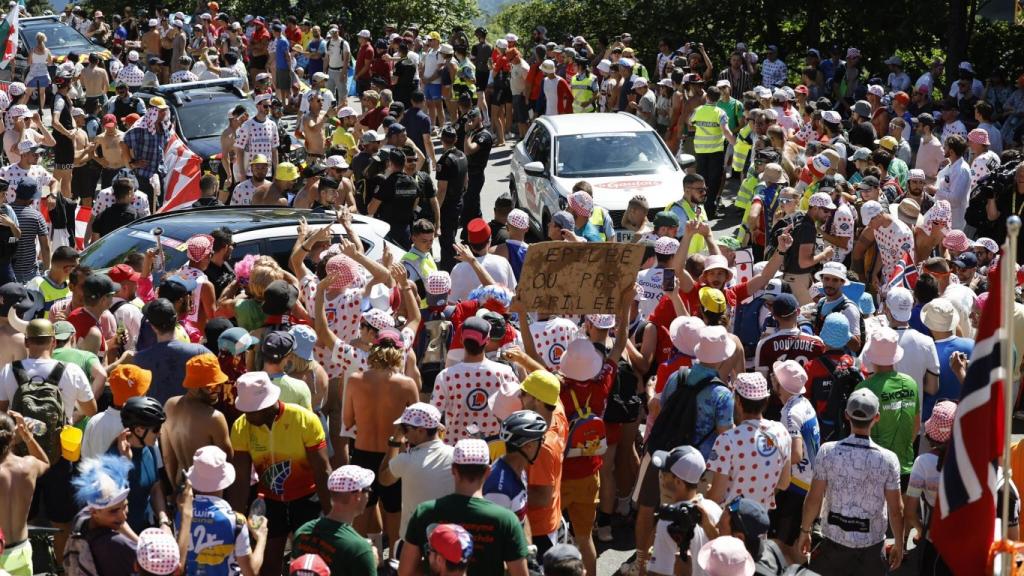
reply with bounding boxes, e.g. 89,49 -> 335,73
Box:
453,59 -> 476,98
588,208 -> 607,241
401,250 -> 438,308
691,105 -> 725,154
571,74 -> 596,113
667,199 -> 707,254
27,275 -> 70,318
732,124 -> 752,174
736,173 -> 760,245
635,63 -> 649,80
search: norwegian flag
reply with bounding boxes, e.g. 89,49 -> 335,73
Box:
930,262 -> 1005,575
157,133 -> 203,213
886,250 -> 918,291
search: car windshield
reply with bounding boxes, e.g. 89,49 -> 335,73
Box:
81,228 -> 189,271
23,23 -> 92,52
178,97 -> 256,140
554,132 -> 676,178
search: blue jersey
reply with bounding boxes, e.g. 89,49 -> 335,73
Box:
506,239 -> 528,281
178,495 -> 250,576
482,457 -> 528,524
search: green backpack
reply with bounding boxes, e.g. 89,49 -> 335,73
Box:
11,361 -> 67,464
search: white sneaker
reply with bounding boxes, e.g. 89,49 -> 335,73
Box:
596,524 -> 613,542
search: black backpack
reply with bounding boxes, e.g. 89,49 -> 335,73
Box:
11,360 -> 67,464
604,319 -> 649,424
818,355 -> 863,442
644,367 -> 724,456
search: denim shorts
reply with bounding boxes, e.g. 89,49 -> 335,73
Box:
424,83 -> 442,101
27,76 -> 50,88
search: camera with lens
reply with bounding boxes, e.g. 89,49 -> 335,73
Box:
656,502 -> 703,549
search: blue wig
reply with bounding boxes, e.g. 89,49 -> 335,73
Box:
72,454 -> 134,509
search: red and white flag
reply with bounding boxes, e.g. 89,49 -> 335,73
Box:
158,133 -> 202,213
0,4 -> 18,70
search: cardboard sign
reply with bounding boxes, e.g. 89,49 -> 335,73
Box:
518,242 -> 646,314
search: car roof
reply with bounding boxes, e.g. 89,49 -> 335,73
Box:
126,206 -> 388,240
537,112 -> 652,136
22,16 -> 63,25
137,79 -> 246,106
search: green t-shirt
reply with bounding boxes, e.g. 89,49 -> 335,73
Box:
404,494 -> 529,576
235,300 -> 267,333
292,517 -> 375,575
855,371 -> 919,473
272,374 -> 312,411
716,97 -> 744,132
53,347 -> 100,380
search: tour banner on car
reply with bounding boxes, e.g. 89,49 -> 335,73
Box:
159,133 -> 203,213
518,242 -> 645,315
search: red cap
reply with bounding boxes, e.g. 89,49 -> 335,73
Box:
466,218 -> 491,245
795,84 -> 808,94
124,113 -> 141,126
893,91 -> 910,105
429,524 -> 473,565
108,263 -> 140,284
289,554 -> 329,576
102,113 -> 117,127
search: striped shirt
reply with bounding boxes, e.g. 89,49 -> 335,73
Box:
11,204 -> 47,281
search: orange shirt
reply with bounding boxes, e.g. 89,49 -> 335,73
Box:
527,403 -> 568,536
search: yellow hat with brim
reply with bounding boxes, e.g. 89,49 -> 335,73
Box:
250,154 -> 269,165
275,162 -> 299,181
149,96 -> 168,109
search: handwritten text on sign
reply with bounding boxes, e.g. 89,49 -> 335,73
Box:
518,242 -> 645,314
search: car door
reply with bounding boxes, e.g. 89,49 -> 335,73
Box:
526,125 -> 558,226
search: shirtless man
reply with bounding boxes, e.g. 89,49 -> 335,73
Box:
251,171 -> 294,206
141,22 -> 162,71
227,155 -> 271,205
220,106 -> 248,189
343,319 -> 418,557
162,368 -> 233,486
4,108 -> 56,166
301,93 -> 336,160
70,109 -> 98,207
0,412 -> 49,576
80,54 -> 110,115
324,156 -> 358,210
94,115 -> 128,188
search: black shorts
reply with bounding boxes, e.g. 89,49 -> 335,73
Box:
53,134 -> 74,167
29,457 -> 77,524
513,95 -> 529,123
351,447 -> 401,514
72,162 -> 102,200
769,489 -> 806,545
250,55 -> 268,70
159,48 -> 172,65
264,493 -> 321,539
275,68 -> 291,91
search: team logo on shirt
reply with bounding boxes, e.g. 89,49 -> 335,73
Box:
467,388 -> 489,411
547,343 -> 566,366
260,460 -> 292,495
756,430 -> 780,457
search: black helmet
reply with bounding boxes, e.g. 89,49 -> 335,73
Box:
500,410 -> 548,449
121,396 -> 167,429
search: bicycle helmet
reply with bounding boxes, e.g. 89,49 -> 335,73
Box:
499,410 -> 548,450
121,396 -> 167,429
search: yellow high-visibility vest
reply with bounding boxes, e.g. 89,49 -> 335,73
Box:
571,74 -> 596,113
691,105 -> 725,154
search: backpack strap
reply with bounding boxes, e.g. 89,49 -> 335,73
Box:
46,362 -> 66,388
569,388 -> 592,418
11,360 -> 27,387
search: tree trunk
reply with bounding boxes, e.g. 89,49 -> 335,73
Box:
947,0 -> 969,82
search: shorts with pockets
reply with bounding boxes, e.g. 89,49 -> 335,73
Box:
264,493 -> 321,539
351,447 -> 402,514
424,83 -> 442,101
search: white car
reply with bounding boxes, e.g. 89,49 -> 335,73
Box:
510,112 -> 689,240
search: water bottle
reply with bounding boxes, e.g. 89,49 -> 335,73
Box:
249,495 -> 266,529
22,417 -> 46,435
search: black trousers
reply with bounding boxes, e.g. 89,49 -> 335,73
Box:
696,150 -> 725,216
461,171 -> 485,227
439,199 -> 463,272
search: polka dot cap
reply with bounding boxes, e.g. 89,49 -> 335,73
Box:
362,308 -> 395,331
734,372 -> 769,400
395,402 -> 442,428
922,200 -> 952,233
327,255 -> 359,290
426,271 -> 452,295
453,439 -> 490,465
925,400 -> 957,443
568,191 -> 594,218
654,236 -> 680,255
976,237 -> 999,254
942,230 -> 973,253
186,234 -> 214,262
507,209 -> 530,230
136,528 -> 180,575
327,465 -> 375,493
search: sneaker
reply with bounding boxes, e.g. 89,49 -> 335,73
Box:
596,524 -> 613,542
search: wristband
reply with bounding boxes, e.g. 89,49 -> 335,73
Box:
800,526 -> 812,534
387,436 -> 403,448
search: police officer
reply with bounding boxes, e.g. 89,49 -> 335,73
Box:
690,85 -> 735,219
571,58 -> 598,113
436,124 -> 469,271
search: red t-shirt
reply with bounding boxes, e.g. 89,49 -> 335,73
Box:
369,56 -> 393,82
752,328 -> 825,377
654,352 -> 693,394
67,307 -> 107,353
356,43 -> 375,79
803,351 -> 857,417
284,26 -> 302,45
648,280 -> 752,363
560,359 -> 616,480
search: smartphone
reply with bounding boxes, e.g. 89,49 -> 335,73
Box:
695,205 -> 703,218
662,268 -> 676,291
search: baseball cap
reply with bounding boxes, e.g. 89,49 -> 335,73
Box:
261,331 -> 295,363
771,293 -> 798,317
952,251 -> 979,269
651,445 -> 705,484
219,327 -> 260,356
698,286 -> 726,314
360,131 -> 384,143
394,402 -> 442,429
726,499 -> 771,541
53,320 -> 76,341
453,438 -> 490,465
289,555 -> 330,576
860,200 -> 884,225
102,113 -> 117,128
808,192 -> 836,210
327,465 -> 374,493
521,370 -> 560,406
83,274 -> 120,300
142,298 -> 177,330
885,287 -> 914,323
544,545 -> 583,572
652,211 -> 680,228
461,316 -> 491,346
108,263 -> 140,284
846,388 -> 880,421
261,280 -> 298,315
552,211 -> 574,230
428,524 -> 473,565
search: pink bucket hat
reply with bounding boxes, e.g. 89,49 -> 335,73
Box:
186,445 -> 236,492
186,234 -> 214,262
234,371 -> 281,412
863,327 -> 905,366
697,536 -> 755,576
670,316 -> 705,355
942,230 -> 973,253
560,339 -> 604,381
695,325 -> 736,364
925,400 -> 957,443
773,360 -> 808,395
968,128 -> 990,146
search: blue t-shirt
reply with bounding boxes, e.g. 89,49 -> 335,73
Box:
131,340 -> 212,404
179,495 -> 247,576
909,304 -> 932,338
107,443 -> 160,533
482,457 -> 527,524
663,363 -> 734,461
928,336 -> 974,420
404,107 -> 432,154
275,37 -> 290,70
575,221 -> 604,243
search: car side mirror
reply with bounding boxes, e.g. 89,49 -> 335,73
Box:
524,161 -> 545,177
677,153 -> 696,169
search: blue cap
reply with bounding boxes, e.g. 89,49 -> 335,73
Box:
289,324 -> 317,361
728,498 -> 770,540
820,312 -> 851,349
771,293 -> 799,317
858,292 -> 876,316
552,210 -> 574,230
218,327 -> 259,356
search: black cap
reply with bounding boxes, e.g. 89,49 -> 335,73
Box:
388,148 -> 407,164
858,175 -> 880,188
917,112 -> 935,126
262,280 -> 298,315
83,274 -> 120,300
728,499 -> 770,541
462,316 -> 491,340
478,310 -> 507,339
143,298 -> 178,331
388,102 -> 405,116
203,317 -> 233,349
374,39 -> 387,50
319,176 -> 339,190
14,178 -> 39,200
302,162 -> 326,178
261,330 -> 295,362
0,283 -> 42,320
440,124 -> 457,139
771,293 -> 798,317
952,251 -> 979,269
158,276 -> 195,303
387,122 -> 406,136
